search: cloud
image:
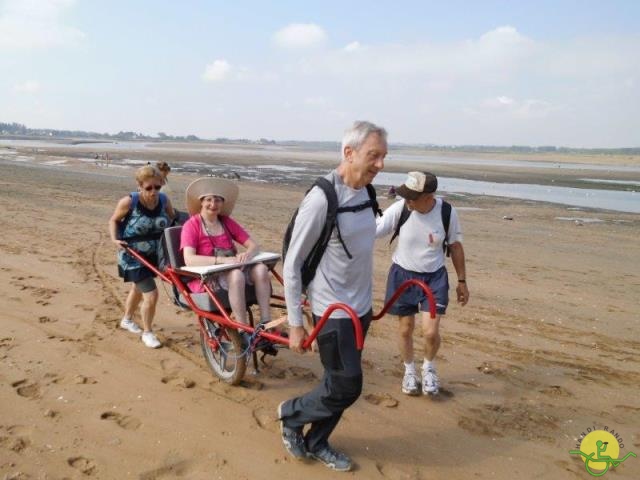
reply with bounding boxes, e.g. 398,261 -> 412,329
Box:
472,95 -> 557,119
287,25 -> 537,82
273,23 -> 327,49
13,80 -> 40,93
0,0 -> 85,49
343,41 -> 361,52
303,96 -> 328,107
202,60 -> 232,82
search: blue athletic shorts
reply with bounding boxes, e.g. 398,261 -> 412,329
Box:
384,264 -> 449,316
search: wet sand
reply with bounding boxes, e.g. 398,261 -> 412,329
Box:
0,148 -> 639,479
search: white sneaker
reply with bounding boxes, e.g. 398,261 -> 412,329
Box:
120,318 -> 142,334
422,367 -> 440,395
141,331 -> 161,348
401,372 -> 421,396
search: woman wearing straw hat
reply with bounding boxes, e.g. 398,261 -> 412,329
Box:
180,177 -> 272,331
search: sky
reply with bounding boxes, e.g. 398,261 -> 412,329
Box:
1,0 -> 639,147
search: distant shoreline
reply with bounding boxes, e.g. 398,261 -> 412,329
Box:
2,133 -> 639,160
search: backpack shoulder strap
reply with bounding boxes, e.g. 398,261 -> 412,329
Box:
441,200 -> 452,256
158,192 -> 167,210
313,177 -> 338,218
313,177 -> 352,257
300,177 -> 341,285
389,202 -> 411,244
130,191 -> 139,210
117,192 -> 139,240
365,184 -> 382,217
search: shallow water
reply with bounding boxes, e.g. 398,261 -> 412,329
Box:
389,153 -> 640,173
2,141 -> 639,213
374,172 -> 640,213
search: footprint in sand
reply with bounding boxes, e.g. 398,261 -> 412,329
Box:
239,378 -> 264,391
68,456 -> 97,476
539,385 -> 572,397
74,304 -> 95,312
449,380 -> 479,389
263,367 -> 287,379
11,380 -> 41,399
364,393 -> 399,408
160,358 -> 179,372
251,407 -> 277,432
285,366 -> 317,380
161,376 -> 196,389
71,374 -> 98,385
432,387 -> 455,399
0,435 -> 31,453
0,425 -> 32,454
459,403 -> 558,442
2,471 -> 31,480
38,316 -> 57,323
139,459 -> 190,479
100,412 -> 142,431
376,462 -> 422,480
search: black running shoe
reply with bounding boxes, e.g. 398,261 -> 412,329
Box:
307,444 -> 352,472
277,402 -> 307,460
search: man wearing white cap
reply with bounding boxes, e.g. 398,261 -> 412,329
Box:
376,171 -> 469,396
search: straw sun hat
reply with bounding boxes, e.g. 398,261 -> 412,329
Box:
185,177 -> 239,216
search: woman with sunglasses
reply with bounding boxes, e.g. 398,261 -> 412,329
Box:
108,165 -> 176,348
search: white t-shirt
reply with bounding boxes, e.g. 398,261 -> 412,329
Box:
376,198 -> 463,273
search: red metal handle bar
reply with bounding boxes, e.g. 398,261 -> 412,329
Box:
372,279 -> 436,321
124,246 -> 172,284
301,303 -> 364,351
166,268 -> 293,346
123,247 -> 363,350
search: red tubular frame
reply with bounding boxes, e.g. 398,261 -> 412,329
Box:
123,247 -> 435,353
372,279 -> 436,321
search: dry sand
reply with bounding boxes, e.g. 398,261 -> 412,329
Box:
0,149 -> 639,479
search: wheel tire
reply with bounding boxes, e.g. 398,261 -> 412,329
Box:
200,318 -> 247,385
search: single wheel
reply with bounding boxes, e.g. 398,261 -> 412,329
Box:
200,317 -> 247,385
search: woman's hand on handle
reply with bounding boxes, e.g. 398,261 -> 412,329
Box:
113,239 -> 128,250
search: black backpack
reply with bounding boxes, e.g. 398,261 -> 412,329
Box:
282,177 -> 381,289
389,200 -> 452,256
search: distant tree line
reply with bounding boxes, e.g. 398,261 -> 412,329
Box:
0,121 -> 283,145
423,144 -> 640,156
0,122 -> 203,142
1,121 -> 637,154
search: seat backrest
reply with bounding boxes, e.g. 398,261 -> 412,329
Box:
163,226 -> 184,268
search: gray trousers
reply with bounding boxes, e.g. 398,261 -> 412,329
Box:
280,310 -> 372,453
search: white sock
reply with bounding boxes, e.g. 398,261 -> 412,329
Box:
404,362 -> 416,374
423,359 -> 435,371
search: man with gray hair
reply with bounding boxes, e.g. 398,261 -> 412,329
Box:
278,121 -> 388,472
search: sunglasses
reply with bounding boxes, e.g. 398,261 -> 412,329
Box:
143,184 -> 162,191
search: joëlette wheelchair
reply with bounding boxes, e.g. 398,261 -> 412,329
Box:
123,225 -> 437,386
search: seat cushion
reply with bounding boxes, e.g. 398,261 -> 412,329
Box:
178,285 -> 257,313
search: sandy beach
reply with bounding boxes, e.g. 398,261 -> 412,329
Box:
1,146 -> 639,479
